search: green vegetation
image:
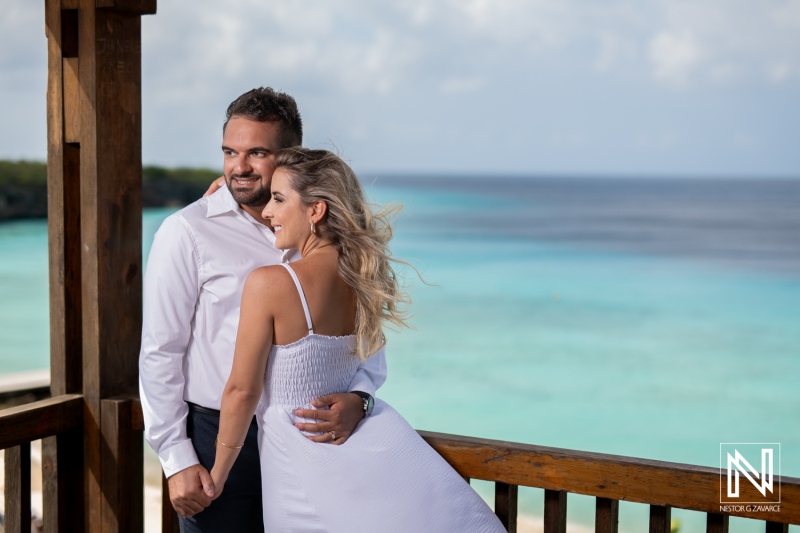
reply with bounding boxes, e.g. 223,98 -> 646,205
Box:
0,159 -> 221,186
0,160 -> 48,187
142,165 -> 221,185
0,159 -> 223,221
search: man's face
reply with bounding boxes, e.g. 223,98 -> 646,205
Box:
221,117 -> 283,208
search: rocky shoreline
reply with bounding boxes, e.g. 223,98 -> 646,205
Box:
0,161 -> 219,222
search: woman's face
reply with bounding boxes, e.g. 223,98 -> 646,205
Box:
262,168 -> 310,250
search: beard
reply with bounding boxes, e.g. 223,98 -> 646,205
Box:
226,173 -> 271,207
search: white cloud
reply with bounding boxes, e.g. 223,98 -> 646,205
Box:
769,61 -> 792,83
649,30 -> 704,87
439,77 -> 485,94
2,0 -> 799,175
594,31 -> 639,72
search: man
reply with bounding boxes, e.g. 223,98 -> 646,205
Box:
139,87 -> 385,532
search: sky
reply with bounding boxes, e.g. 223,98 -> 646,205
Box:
2,0 -> 799,177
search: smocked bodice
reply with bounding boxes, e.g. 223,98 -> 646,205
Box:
263,334 -> 360,409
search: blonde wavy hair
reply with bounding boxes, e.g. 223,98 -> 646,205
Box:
274,148 -> 411,361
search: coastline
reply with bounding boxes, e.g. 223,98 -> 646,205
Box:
0,160 -> 219,222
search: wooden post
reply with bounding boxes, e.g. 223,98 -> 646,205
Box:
162,473 -> 181,533
595,497 -> 619,533
43,2 -> 84,531
101,397 -> 144,533
43,0 -> 156,531
495,482 -> 518,532
4,443 -> 32,533
706,512 -> 729,533
543,489 -> 567,533
649,505 -> 672,533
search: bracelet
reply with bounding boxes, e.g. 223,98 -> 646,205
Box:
215,436 -> 243,450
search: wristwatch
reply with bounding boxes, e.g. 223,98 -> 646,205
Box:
351,391 -> 374,417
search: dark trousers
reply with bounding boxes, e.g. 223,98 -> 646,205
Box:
179,406 -> 264,533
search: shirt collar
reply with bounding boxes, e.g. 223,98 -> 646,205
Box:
206,185 -> 239,218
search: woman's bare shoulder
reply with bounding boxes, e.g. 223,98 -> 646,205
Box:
243,264 -> 294,298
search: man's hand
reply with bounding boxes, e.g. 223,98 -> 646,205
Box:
294,392 -> 364,445
167,464 -> 216,518
203,177 -> 226,197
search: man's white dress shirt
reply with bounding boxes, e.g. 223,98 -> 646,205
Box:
139,186 -> 387,477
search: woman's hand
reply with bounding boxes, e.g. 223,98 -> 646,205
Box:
203,177 -> 226,197
209,466 -> 227,501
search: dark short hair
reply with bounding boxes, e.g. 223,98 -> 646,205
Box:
223,87 -> 303,148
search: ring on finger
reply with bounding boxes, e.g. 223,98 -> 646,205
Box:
329,431 -> 336,441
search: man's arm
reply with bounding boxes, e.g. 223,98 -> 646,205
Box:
139,215 -> 212,516
348,345 -> 387,396
293,345 -> 387,444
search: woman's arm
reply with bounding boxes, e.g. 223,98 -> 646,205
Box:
210,268 -> 276,493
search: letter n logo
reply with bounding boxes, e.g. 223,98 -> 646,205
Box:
720,443 -> 780,504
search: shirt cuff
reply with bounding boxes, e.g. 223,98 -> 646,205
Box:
348,374 -> 376,398
158,440 -> 200,478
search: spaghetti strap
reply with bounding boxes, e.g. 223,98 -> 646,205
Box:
279,263 -> 314,334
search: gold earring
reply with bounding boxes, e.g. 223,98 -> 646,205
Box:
310,221 -> 316,234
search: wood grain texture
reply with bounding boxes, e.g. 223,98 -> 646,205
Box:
495,482 -> 518,532
74,2 -> 147,528
42,430 -> 85,533
595,497 -> 619,533
47,0 -> 83,399
162,473 -> 180,533
0,394 -> 83,449
100,397 -> 143,533
418,431 -> 800,524
544,489 -> 567,533
706,512 -> 729,533
63,57 -> 80,143
4,443 -> 32,533
96,0 -> 157,14
649,505 -> 671,533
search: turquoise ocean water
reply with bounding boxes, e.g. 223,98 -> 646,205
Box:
1,177 -> 798,531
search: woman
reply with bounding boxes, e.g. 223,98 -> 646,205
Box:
210,148 -> 505,532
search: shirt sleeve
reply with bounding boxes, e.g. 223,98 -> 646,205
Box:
138,214 -> 201,477
348,344 -> 387,397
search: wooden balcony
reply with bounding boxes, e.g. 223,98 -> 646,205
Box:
6,1 -> 797,532
2,391 -> 798,532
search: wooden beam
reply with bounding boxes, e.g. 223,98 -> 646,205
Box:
4,443 -> 32,533
46,0 -> 83,400
162,473 -> 180,533
72,1 -> 151,529
45,3 -> 85,532
100,397 -> 143,533
42,430 -> 85,533
0,394 -> 83,449
63,57 -> 80,143
96,0 -> 157,14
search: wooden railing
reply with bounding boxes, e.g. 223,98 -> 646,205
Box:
3,394 -> 798,533
419,432 -> 799,533
1,393 -> 144,532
